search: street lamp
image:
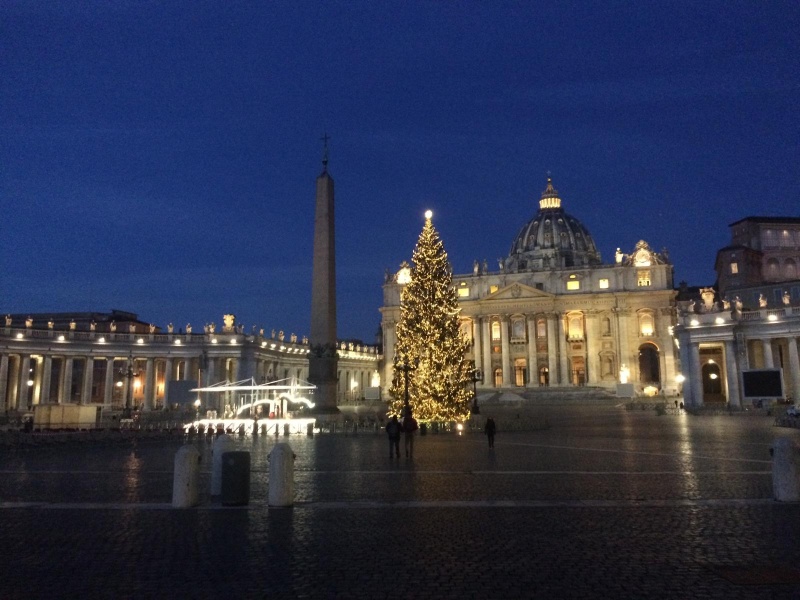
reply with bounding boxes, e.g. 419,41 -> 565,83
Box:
193,398 -> 202,422
470,365 -> 481,415
395,355 -> 415,417
119,354 -> 141,419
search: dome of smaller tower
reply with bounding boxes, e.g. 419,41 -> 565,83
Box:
505,178 -> 601,272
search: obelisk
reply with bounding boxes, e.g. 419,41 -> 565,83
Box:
308,135 -> 339,414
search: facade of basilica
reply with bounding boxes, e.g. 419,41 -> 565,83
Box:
381,179 -> 680,397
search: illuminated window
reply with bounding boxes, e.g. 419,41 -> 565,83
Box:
489,285 -> 499,294
637,270 -> 651,287
457,287 -> 469,297
567,280 -> 580,291
568,315 -> 583,340
730,262 -> 738,274
491,321 -> 501,341
639,313 -> 654,337
599,278 -> 609,289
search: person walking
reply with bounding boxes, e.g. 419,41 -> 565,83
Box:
402,411 -> 419,458
484,417 -> 496,449
385,415 -> 402,459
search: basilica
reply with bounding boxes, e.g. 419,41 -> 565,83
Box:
381,179 -> 679,397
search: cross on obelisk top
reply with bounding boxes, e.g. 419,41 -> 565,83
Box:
320,133 -> 330,170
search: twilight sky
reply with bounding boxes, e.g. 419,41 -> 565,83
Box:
2,1 -> 798,342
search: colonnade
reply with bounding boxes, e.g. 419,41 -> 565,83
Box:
0,328 -> 379,414
678,308 -> 800,407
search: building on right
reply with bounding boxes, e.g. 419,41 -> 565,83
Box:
675,216 -> 800,408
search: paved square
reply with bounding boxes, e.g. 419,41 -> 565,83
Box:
1,405 -> 799,599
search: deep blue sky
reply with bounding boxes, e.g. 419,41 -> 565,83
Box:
3,1 -> 798,342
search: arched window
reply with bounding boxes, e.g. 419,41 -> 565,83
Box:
536,319 -> 547,339
766,258 -> 780,280
638,343 -> 660,385
567,313 -> 583,340
785,259 -> 797,280
639,313 -> 654,337
491,321 -> 501,342
512,319 -> 525,339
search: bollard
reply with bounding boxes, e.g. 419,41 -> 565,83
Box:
211,434 -> 235,497
172,445 -> 201,508
283,423 -> 290,436
268,442 -> 295,507
306,422 -> 314,437
772,437 -> 800,501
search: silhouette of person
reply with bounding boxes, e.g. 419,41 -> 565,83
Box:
386,415 -> 401,459
402,411 -> 419,458
484,417 -> 496,448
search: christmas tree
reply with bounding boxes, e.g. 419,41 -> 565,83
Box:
389,211 -> 473,422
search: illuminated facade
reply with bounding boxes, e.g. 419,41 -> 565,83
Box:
0,311 -> 379,415
381,179 -> 679,396
675,217 -> 800,407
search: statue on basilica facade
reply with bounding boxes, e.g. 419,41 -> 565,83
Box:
167,323 -> 174,333
186,324 -> 192,334
784,290 -> 791,306
149,324 -> 156,334
70,320 -> 77,331
90,321 -> 96,331
733,296 -> 743,312
482,259 -> 488,273
223,314 -> 235,332
4,315 -> 10,327
473,260 -> 479,275
26,317 -> 33,328
110,321 -> 117,332
700,288 -> 715,312
759,293 -> 768,308
48,320 -> 54,329
278,330 -> 285,341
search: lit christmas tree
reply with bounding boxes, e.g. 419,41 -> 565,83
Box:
389,211 -> 473,422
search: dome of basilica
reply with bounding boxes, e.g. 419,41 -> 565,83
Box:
504,178 -> 602,272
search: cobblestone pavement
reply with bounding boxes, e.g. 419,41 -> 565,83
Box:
1,406 -> 800,599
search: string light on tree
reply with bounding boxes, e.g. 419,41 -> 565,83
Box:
389,209 -> 473,422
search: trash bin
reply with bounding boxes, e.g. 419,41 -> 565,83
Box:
221,451 -> 251,506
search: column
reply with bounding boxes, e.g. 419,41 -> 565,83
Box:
500,317 -> 511,387
18,355 -> 31,410
41,356 -> 52,405
762,339 -> 774,369
104,358 -> 115,407
61,357 -> 74,404
144,357 -> 155,411
0,354 -> 9,412
472,317 -> 483,377
724,340 -> 741,408
585,312 -> 598,385
546,315 -> 557,387
558,316 -> 569,385
481,319 -> 492,386
164,357 -> 174,408
788,337 -> 800,403
689,342 -> 703,407
526,317 -> 537,387
183,358 -> 194,381
81,357 -> 94,404
616,308 -> 631,378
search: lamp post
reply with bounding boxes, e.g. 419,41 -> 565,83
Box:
119,354 -> 141,419
395,355 -> 414,417
193,398 -> 202,422
470,366 -> 481,415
